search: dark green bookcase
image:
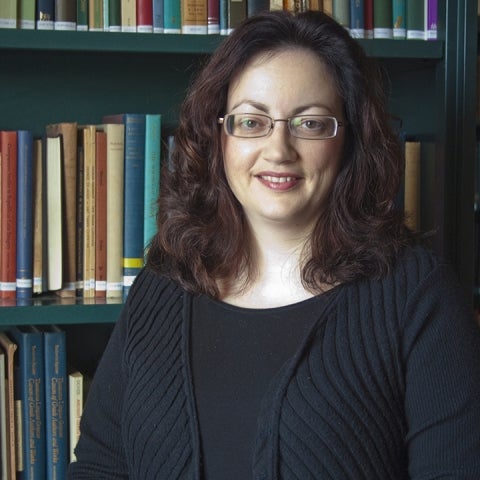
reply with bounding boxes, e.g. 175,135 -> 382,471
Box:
0,0 -> 477,337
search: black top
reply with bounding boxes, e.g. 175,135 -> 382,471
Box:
191,294 -> 329,480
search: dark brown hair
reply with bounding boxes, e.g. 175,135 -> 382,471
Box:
147,9 -> 414,297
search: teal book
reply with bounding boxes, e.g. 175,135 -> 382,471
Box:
373,0 -> 393,39
102,113 -> 146,298
164,0 -> 180,32
76,0 -> 88,30
332,0 -> 349,29
144,114 -> 162,251
16,130 -> 34,301
392,0 -> 406,39
406,0 -> 425,40
10,326 -> 45,480
43,326 -> 68,480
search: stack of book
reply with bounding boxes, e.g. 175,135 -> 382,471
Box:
0,113 -> 162,302
0,327 -> 90,480
0,0 -> 438,39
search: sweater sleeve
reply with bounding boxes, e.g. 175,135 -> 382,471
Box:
67,303 -> 130,479
402,262 -> 480,479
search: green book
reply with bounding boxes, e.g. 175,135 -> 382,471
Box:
18,0 -> 35,29
373,0 -> 393,39
77,0 -> 89,30
0,0 -> 17,28
108,0 -> 121,31
406,0 -> 425,40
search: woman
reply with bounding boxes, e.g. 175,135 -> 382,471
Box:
68,10 -> 480,479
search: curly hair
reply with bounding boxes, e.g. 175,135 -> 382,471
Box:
146,9 -> 414,297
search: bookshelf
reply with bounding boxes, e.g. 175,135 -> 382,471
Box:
0,1 -> 477,325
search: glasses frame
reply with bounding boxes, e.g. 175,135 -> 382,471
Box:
217,113 -> 345,140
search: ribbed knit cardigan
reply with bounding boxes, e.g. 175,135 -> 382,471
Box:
68,246 -> 480,479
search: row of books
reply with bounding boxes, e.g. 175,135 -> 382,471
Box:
0,0 -> 438,39
0,113 -> 162,301
0,327 -> 89,480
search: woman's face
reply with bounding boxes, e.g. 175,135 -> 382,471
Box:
222,48 -> 345,235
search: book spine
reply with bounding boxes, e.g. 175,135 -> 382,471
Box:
18,0 -> 36,29
392,0 -> 406,39
406,0 -> 425,40
164,0 -> 181,32
219,0 -> 228,35
228,0 -> 247,30
88,0 -> 103,30
122,115 -> 146,297
404,140 -> 421,231
0,0 -> 17,28
75,139 -> 85,298
95,131 -> 107,298
32,139 -> 44,295
153,0 -> 164,32
16,130 -> 34,301
1,131 -> 18,300
10,327 -> 46,480
373,0 -> 393,39
137,0 -> 153,32
349,0 -> 364,38
36,0 -> 54,29
332,0 -> 349,29
54,0 -> 76,30
426,0 -> 437,40
363,0 -> 373,38
181,0 -> 207,33
121,0 -> 136,32
207,0 -> 220,33
144,115 -> 162,251
44,327 -> 68,480
76,0 -> 88,30
108,0 -> 121,31
68,371 -> 83,462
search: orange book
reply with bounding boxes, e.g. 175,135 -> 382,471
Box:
95,130 -> 107,298
0,131 -> 18,300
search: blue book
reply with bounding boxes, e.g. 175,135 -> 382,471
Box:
16,130 -> 34,301
102,113 -> 146,298
349,0 -> 364,38
10,326 -> 45,480
17,130 -> 33,299
36,0 -> 54,29
164,0 -> 180,33
153,0 -> 164,32
144,114 -> 161,251
43,326 -> 68,480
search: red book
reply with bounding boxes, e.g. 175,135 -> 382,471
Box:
94,130 -> 107,298
0,131 -> 18,300
137,0 -> 153,32
364,0 -> 374,38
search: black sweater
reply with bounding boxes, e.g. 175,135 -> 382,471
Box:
68,246 -> 480,479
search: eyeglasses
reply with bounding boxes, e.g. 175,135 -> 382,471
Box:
218,113 -> 344,140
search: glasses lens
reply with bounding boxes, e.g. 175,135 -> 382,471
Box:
289,116 -> 337,139
226,114 -> 271,138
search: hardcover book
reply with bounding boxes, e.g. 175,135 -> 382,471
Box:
164,0 -> 181,32
18,0 -> 35,29
76,0 -> 88,30
0,0 -> 17,28
32,139 -> 44,295
36,0 -> 54,29
54,0 -> 76,29
153,0 -> 164,32
95,130 -> 107,297
373,0 -> 393,39
10,326 -> 46,480
404,140 -> 421,231
349,0 -> 364,38
406,0 -> 425,40
332,0 -> 349,29
137,0 -> 153,32
121,0 -> 136,31
89,0 -> 103,30
108,0 -> 121,31
181,0 -> 207,33
1,131 -> 18,300
16,130 -> 34,301
392,0 -> 406,39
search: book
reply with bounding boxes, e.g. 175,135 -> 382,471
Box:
68,370 -> 83,462
137,0 -> 153,32
43,326 -> 68,480
406,0 -> 425,40
76,136 -> 85,298
0,332 -> 17,480
207,0 -> 219,33
332,0 -> 349,29
103,123 -> 125,299
0,0 -> 17,28
153,0 -> 164,32
95,130 -> 107,298
89,0 -> 103,30
108,0 -> 121,31
247,0 -> 269,16
78,125 -> 97,298
426,0 -> 437,40
46,122 -> 78,297
16,130 -> 34,301
10,326 -> 45,480
103,113 -> 146,298
404,140 -> 421,231
308,0 -> 323,11
121,0 -> 136,32
18,0 -> 36,29
32,139 -> 44,295
1,131 -> 18,300
322,0 -> 332,16
219,0 -> 228,35
54,0 -> 76,30
77,0 -> 88,30
36,0 -> 55,29
349,0 -> 364,38
144,114 -> 162,251
364,0 -> 373,38
392,0 -> 406,39
45,135 -> 63,292
181,0 -> 207,33
373,0 -> 393,39
164,0 -> 181,32
227,0 -> 247,32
